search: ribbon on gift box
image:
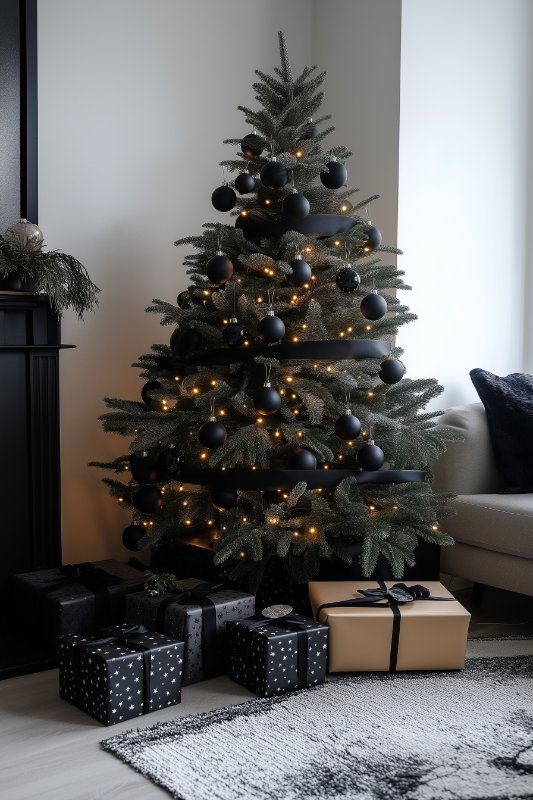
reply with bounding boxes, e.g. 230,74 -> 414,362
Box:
154,582 -> 225,680
240,614 -> 312,690
315,581 -> 455,672
37,562 -> 123,628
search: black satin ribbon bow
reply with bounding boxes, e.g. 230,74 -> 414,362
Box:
316,581 -> 455,672
242,614 -> 311,690
155,582 -> 225,680
39,562 -> 123,627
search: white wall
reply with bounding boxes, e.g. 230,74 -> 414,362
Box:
398,0 -> 533,407
38,0 -> 312,562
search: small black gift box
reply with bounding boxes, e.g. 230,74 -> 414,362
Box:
226,612 -> 328,697
58,624 -> 184,725
13,559 -> 145,641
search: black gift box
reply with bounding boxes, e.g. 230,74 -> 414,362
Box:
227,613 -> 328,697
58,624 -> 184,725
13,559 -> 145,641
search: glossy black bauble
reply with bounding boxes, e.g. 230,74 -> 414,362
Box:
260,160 -> 289,190
235,172 -> 255,194
289,447 -> 317,470
253,385 -> 282,416
360,293 -> 388,320
211,488 -> 238,510
283,192 -> 310,221
141,380 -> 163,408
206,254 -> 233,285
241,133 -> 264,157
336,266 -> 360,293
130,453 -> 159,484
299,120 -> 318,140
320,160 -> 348,189
198,420 -> 227,449
174,327 -> 202,356
358,443 -> 385,471
222,319 -> 247,347
289,258 -> 312,287
379,358 -> 406,385
363,225 -> 383,253
257,313 -> 285,343
211,185 -> 237,212
334,412 -> 362,441
158,447 -> 184,478
177,290 -> 193,309
133,485 -> 163,514
122,524 -> 147,552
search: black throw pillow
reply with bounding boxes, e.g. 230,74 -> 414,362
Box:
470,368 -> 533,491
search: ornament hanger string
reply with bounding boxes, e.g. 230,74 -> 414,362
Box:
233,282 -> 237,318
264,362 -> 273,383
210,397 -> 215,417
267,288 -> 275,310
344,389 -> 351,409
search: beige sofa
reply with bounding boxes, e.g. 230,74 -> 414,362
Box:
432,403 -> 533,597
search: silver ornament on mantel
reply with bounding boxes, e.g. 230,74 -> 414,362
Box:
5,219 -> 44,252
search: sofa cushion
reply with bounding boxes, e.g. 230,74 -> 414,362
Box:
470,368 -> 533,491
444,492 -> 533,559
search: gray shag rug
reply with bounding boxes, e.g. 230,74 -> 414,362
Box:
102,655 -> 533,800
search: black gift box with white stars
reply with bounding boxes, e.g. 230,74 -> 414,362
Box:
58,624 -> 184,725
226,614 -> 328,698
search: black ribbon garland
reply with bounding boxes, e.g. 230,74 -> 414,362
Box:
241,615 -> 311,689
38,562 -> 123,627
315,581 -> 455,672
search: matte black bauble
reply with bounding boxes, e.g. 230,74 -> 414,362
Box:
198,419 -> 227,449
289,257 -> 312,287
177,327 -> 202,356
289,447 -> 317,470
133,485 -> 163,514
222,318 -> 247,347
235,171 -> 256,194
320,160 -> 348,189
206,253 -> 233,285
257,313 -> 285,343
299,120 -> 318,140
360,292 -> 388,320
253,384 -> 282,416
130,453 -> 159,484
122,524 -> 147,552
358,442 -> 385,471
169,327 -> 181,354
336,265 -> 360,293
283,192 -> 310,221
177,290 -> 193,310
363,225 -> 383,253
334,411 -> 362,441
141,380 -> 163,407
379,357 -> 406,385
158,447 -> 184,478
211,185 -> 237,212
260,159 -> 289,190
241,133 -> 264,157
211,488 -> 238,510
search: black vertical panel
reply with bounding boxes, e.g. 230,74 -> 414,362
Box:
20,0 -> 38,222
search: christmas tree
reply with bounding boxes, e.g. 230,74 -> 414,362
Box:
92,33 -> 456,587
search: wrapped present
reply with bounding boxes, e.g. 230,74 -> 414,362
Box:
125,578 -> 255,685
226,608 -> 328,697
309,580 -> 470,672
13,560 -> 145,641
59,623 -> 184,725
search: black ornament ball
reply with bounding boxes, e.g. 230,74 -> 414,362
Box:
379,358 -> 406,385
211,488 -> 238,510
130,453 -> 159,484
363,225 -> 383,253
122,524 -> 147,552
176,327 -> 202,356
158,447 -> 184,478
253,384 -> 282,416
133,485 -> 163,514
141,380 -> 163,407
235,171 -> 255,194
334,411 -> 362,441
260,160 -> 288,190
289,447 -> 317,470
211,185 -> 237,212
336,266 -> 360,293
299,120 -> 318,140
257,313 -> 285,343
358,443 -> 385,471
198,419 -> 227,449
360,292 -> 388,320
289,257 -> 312,287
177,290 -> 193,309
206,253 -> 233,285
320,160 -> 348,189
241,133 -> 264,157
283,192 -> 310,221
222,318 -> 247,347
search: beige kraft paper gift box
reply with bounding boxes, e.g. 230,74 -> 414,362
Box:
308,581 -> 471,672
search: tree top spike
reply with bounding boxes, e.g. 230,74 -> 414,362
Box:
277,31 -> 292,83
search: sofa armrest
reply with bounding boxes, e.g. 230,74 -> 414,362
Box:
431,403 -> 506,495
